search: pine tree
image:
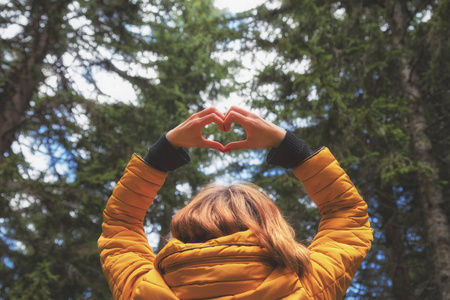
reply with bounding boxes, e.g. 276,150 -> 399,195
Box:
0,0 -> 238,297
238,0 -> 449,298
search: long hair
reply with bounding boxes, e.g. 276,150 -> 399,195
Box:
170,182 -> 311,277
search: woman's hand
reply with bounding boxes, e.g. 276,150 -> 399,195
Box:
166,107 -> 226,152
223,106 -> 286,151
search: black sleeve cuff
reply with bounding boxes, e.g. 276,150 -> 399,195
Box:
144,133 -> 190,172
266,131 -> 314,169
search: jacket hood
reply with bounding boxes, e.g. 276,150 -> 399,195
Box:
154,230 -> 287,299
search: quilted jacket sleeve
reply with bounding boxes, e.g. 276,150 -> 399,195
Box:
293,148 -> 373,299
98,154 -> 168,300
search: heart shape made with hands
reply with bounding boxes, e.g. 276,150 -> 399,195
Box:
166,106 -> 286,152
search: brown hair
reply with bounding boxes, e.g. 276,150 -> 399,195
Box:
170,182 -> 311,277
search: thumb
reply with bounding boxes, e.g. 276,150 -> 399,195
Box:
223,111 -> 250,132
200,138 -> 225,152
223,140 -> 249,151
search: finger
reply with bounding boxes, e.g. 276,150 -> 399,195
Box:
200,138 -> 225,151
212,112 -> 227,128
223,140 -> 249,151
197,113 -> 225,131
224,106 -> 252,120
223,111 -> 251,132
185,107 -> 222,123
195,107 -> 225,119
225,106 -> 251,117
224,106 -> 240,122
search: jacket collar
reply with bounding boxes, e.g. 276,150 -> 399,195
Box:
154,230 -> 272,273
152,230 -> 301,300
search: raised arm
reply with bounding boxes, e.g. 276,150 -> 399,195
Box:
98,108 -> 226,299
98,154 -> 169,300
293,148 -> 373,299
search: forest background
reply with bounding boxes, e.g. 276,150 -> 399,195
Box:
0,0 -> 449,299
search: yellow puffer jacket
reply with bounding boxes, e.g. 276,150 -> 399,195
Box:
98,148 -> 373,300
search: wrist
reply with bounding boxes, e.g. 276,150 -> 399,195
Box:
166,130 -> 181,149
144,133 -> 190,172
271,128 -> 287,148
266,131 -> 314,169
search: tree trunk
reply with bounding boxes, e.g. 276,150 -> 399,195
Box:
387,1 -> 450,299
0,57 -> 45,156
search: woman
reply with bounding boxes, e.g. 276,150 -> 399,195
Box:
98,106 -> 373,300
